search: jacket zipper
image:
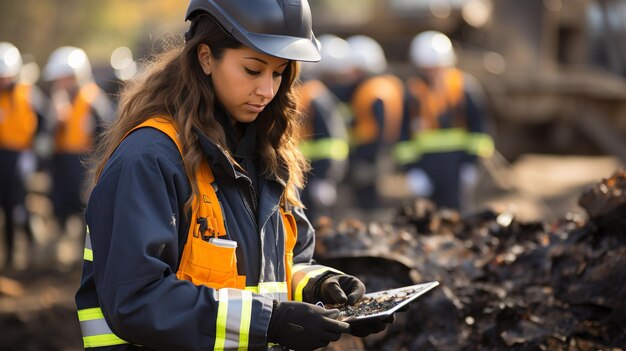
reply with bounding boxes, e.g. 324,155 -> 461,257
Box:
211,183 -> 231,236
238,180 -> 258,231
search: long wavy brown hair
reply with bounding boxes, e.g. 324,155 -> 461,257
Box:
89,15 -> 309,210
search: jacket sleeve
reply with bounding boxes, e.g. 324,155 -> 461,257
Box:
289,204 -> 342,303
87,132 -> 273,350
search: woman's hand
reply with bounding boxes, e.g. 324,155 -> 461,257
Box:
319,274 -> 366,306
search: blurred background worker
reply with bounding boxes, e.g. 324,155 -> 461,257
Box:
395,31 -> 494,211
43,46 -> 113,237
342,35 -> 406,211
0,42 -> 49,268
298,59 -> 350,223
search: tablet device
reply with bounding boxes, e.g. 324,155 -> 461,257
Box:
328,281 -> 439,324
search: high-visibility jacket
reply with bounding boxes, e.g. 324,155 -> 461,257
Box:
394,68 -> 494,166
0,83 -> 38,151
75,117 -> 340,350
54,82 -> 102,154
297,79 -> 349,178
350,74 -> 405,148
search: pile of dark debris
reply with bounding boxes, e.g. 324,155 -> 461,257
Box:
316,171 -> 626,351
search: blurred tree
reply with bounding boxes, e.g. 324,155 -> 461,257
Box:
0,1 -> 186,68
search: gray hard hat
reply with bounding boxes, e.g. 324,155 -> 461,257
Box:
186,0 -> 320,62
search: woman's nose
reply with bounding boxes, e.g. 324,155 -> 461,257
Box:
255,73 -> 275,100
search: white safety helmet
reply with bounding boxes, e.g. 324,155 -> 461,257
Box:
347,35 -> 387,75
409,31 -> 457,69
0,42 -> 23,78
43,46 -> 92,83
317,34 -> 356,75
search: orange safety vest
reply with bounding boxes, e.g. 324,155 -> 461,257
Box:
406,68 -> 465,130
0,83 -> 38,151
122,117 -> 298,296
351,74 -> 405,145
298,79 -> 327,139
55,82 -> 101,153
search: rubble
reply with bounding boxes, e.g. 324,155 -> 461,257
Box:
317,171 -> 626,350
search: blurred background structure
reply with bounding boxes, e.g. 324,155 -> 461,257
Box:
1,0 -> 625,350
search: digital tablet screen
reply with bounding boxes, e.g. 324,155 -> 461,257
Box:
326,281 -> 439,324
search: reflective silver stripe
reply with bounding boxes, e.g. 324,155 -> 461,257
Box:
80,318 -> 112,338
77,307 -> 129,347
247,282 -> 288,302
215,289 -> 253,350
85,230 -> 92,250
224,289 -> 242,349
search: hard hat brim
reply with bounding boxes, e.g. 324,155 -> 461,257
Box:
241,31 -> 321,62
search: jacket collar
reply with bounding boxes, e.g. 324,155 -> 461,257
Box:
193,106 -> 286,186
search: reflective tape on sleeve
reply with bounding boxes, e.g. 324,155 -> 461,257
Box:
291,264 -> 342,302
215,288 -> 253,351
77,307 -> 129,348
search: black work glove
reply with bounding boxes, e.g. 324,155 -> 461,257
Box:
267,300 -> 350,351
319,274 -> 366,306
349,315 -> 395,337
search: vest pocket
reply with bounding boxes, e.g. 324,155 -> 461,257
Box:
177,237 -> 245,290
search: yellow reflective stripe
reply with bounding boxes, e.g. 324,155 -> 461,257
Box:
215,289 -> 229,351
78,307 -> 130,348
238,292 -> 252,351
84,248 -> 93,261
467,132 -> 494,158
300,138 -> 349,161
416,128 -> 468,153
394,129 -> 494,164
291,265 -> 344,302
83,227 -> 93,261
394,140 -> 419,165
78,307 -> 104,321
83,334 -> 129,348
294,268 -> 328,302
245,282 -> 288,301
245,286 -> 259,294
245,282 -> 288,294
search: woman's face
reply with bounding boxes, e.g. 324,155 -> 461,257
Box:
202,45 -> 289,124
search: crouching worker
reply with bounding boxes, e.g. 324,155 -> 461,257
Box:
75,0 -> 393,350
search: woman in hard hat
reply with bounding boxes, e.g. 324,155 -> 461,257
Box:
43,46 -> 113,237
75,1 -> 393,350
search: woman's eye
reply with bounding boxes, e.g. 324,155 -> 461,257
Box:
273,71 -> 284,79
244,67 -> 260,76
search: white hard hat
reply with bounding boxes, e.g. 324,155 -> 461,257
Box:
409,31 -> 456,69
317,34 -> 356,75
0,42 -> 23,78
43,46 -> 92,83
347,35 -> 387,75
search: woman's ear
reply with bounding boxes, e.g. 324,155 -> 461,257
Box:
197,44 -> 212,75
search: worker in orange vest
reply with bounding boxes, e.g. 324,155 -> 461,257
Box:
298,47 -> 350,223
394,31 -> 494,210
43,46 -> 113,236
326,35 -> 405,211
0,42 -> 49,268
